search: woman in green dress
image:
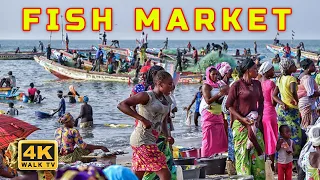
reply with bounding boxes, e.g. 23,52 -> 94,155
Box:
226,58 -> 265,179
272,58 -> 302,156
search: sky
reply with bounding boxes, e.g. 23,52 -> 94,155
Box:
0,0 -> 319,40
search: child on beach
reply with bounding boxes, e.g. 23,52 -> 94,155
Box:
6,102 -> 18,116
185,86 -> 202,126
34,90 -> 45,104
276,125 -> 295,180
117,70 -> 174,180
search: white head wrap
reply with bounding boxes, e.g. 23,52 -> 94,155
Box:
258,61 -> 273,75
279,58 -> 295,74
308,123 -> 320,147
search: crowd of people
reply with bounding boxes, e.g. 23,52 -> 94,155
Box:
116,53 -> 320,179
184,57 -> 320,180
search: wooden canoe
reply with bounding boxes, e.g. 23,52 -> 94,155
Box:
178,74 -> 203,84
34,56 -> 133,83
0,52 -> 45,60
57,50 -> 99,71
266,44 -> 319,60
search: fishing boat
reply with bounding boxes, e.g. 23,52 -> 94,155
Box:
0,87 -> 23,99
34,56 -> 134,83
145,48 -> 205,58
266,44 -> 319,60
52,49 -> 97,71
178,73 -> 203,84
0,52 -> 45,60
98,44 -> 132,57
97,45 -> 166,64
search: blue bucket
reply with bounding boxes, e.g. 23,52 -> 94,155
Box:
35,111 -> 51,119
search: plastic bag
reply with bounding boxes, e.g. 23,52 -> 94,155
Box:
185,110 -> 192,126
265,159 -> 275,180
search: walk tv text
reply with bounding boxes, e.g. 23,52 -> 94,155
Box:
18,140 -> 58,170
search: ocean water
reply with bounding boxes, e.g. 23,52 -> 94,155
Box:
0,40 -> 319,150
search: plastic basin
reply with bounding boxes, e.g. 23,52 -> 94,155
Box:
179,165 -> 201,180
173,157 -> 195,165
198,155 -> 227,175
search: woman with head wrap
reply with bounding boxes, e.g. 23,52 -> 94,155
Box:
66,85 -> 80,103
54,113 -> 109,163
130,65 -> 152,96
258,61 -> 278,169
216,62 -> 233,85
216,62 -> 235,175
225,58 -> 265,179
301,124 -> 320,180
56,166 -> 106,180
273,58 -> 302,156
198,66 -> 228,158
297,59 -> 320,129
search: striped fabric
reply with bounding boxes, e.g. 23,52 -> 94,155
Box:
0,115 -> 39,149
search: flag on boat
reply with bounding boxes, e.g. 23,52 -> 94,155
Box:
277,32 -> 279,36
292,30 -> 295,33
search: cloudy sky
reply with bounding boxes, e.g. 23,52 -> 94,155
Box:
0,0 -> 318,40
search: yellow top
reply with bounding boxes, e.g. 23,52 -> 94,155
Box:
207,104 -> 222,115
276,75 -> 298,109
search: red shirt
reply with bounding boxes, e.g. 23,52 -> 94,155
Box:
28,88 -> 37,96
284,46 -> 291,54
193,50 -> 198,59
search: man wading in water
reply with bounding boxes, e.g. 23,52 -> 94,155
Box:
75,96 -> 93,128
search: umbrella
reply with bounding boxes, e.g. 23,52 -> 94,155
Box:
0,115 -> 40,149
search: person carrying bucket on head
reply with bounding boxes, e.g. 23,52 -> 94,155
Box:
66,85 -> 80,104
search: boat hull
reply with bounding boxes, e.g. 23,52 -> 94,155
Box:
34,56 -> 133,83
266,44 -> 319,60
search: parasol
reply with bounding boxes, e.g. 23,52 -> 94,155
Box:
0,115 -> 40,149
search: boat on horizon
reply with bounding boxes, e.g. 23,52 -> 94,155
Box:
0,52 -> 45,60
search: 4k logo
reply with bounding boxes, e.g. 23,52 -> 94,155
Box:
18,140 -> 58,170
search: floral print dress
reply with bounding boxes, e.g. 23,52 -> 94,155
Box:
301,152 -> 320,180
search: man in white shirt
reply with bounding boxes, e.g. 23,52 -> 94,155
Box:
8,71 -> 16,87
